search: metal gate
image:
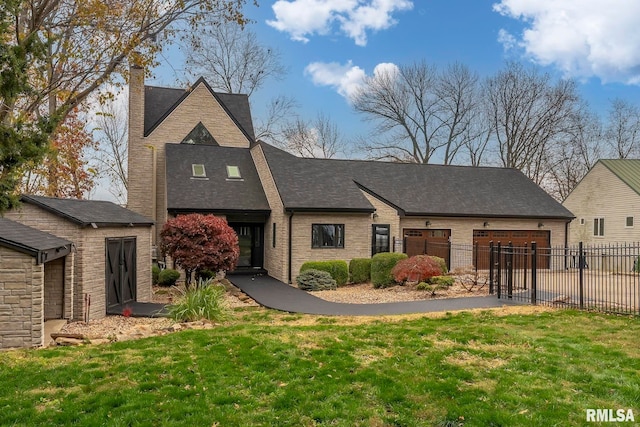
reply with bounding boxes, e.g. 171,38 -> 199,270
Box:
106,237 -> 137,309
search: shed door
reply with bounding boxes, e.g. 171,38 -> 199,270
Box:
106,237 -> 137,309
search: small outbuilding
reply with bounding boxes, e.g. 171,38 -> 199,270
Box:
0,218 -> 72,349
4,195 -> 154,343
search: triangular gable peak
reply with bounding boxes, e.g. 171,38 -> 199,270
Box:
144,77 -> 253,148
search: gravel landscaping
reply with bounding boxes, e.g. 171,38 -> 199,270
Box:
55,273 -> 490,345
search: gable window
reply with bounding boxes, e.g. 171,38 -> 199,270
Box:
192,164 -> 206,177
593,217 -> 605,237
372,224 -> 390,255
626,216 -> 634,228
181,122 -> 219,145
312,224 -> 344,248
226,165 -> 242,179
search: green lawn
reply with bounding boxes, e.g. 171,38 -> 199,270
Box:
1,308 -> 639,426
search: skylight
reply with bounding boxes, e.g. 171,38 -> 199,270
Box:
192,164 -> 206,177
226,165 -> 241,179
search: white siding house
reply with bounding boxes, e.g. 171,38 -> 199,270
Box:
564,159 -> 640,245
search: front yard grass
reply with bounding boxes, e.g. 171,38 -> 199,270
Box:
1,308 -> 639,426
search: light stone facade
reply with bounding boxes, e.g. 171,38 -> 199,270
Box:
0,247 -> 44,349
127,67 -> 252,244
6,204 -> 151,322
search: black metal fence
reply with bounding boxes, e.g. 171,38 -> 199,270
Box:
446,241 -> 640,316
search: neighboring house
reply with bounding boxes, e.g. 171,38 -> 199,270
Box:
5,195 -> 154,335
564,159 -> 640,245
127,68 -> 574,284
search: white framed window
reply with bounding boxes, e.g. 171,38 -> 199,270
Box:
626,216 -> 634,228
593,217 -> 605,237
192,164 -> 206,177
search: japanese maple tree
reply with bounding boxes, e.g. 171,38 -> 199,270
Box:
392,255 -> 444,284
160,214 -> 239,288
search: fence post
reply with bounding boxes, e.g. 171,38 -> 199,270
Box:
507,242 -> 513,299
579,241 -> 584,310
523,242 -> 528,291
489,241 -> 494,294
497,242 -> 502,299
531,242 -> 537,305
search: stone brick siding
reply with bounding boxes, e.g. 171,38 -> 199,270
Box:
251,145 -> 288,282
6,204 -> 152,321
291,213 -> 372,284
127,67 -> 251,244
0,247 -> 43,349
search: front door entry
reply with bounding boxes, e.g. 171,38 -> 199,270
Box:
231,224 -> 264,269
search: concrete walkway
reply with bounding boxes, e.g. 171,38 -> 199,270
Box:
229,274 -> 520,316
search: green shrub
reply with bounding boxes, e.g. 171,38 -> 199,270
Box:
168,280 -> 229,322
371,252 -> 408,288
158,268 -> 180,287
349,258 -> 371,284
152,264 -> 160,285
300,260 -> 348,286
429,256 -> 448,274
296,269 -> 337,291
196,269 -> 216,282
417,281 -> 449,294
427,275 -> 455,287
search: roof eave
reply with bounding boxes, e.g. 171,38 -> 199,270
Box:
402,211 -> 575,220
285,207 -> 375,214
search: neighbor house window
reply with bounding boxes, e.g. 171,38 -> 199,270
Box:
226,165 -> 241,179
192,164 -> 206,177
626,216 -> 634,228
593,217 -> 605,237
312,224 -> 344,248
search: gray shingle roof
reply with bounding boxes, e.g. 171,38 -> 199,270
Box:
144,80 -> 255,140
259,142 -> 574,219
0,218 -> 72,264
165,144 -> 270,213
21,195 -> 154,227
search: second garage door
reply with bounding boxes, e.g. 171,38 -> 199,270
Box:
472,230 -> 550,269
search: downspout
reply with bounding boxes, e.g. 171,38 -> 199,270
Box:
288,210 -> 294,284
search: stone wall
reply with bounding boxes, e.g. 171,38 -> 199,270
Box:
0,247 -> 43,349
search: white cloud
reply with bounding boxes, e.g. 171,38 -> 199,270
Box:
494,0 -> 640,84
267,0 -> 413,46
304,60 -> 399,101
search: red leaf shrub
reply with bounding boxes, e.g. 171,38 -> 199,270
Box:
160,214 -> 239,287
391,255 -> 443,284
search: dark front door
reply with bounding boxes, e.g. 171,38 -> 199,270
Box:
106,237 -> 137,309
403,229 -> 451,268
231,224 -> 264,269
372,224 -> 391,255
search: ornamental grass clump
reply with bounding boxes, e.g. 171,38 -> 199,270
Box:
168,279 -> 230,323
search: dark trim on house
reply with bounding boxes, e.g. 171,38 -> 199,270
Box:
144,77 -> 255,144
401,212 -> 576,220
168,208 -> 270,217
284,207 -> 375,214
0,239 -> 71,265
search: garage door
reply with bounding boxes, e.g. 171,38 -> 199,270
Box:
403,229 -> 451,268
472,230 -> 550,269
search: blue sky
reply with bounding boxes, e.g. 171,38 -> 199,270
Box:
147,0 -> 640,150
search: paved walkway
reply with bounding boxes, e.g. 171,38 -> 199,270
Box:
229,274 -> 520,316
